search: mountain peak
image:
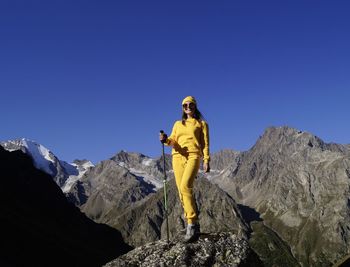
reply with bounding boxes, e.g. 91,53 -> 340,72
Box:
111,150 -> 148,162
262,126 -> 310,139
1,138 -> 93,190
1,138 -> 57,175
254,126 -> 327,152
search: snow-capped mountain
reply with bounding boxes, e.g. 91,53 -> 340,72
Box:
0,138 -> 93,192
2,139 -> 58,176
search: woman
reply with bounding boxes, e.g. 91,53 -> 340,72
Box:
160,96 -> 210,242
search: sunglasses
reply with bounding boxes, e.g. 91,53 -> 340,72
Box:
182,103 -> 196,110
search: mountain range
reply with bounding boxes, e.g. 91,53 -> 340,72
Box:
2,126 -> 350,266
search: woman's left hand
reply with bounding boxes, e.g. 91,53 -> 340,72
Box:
203,162 -> 210,173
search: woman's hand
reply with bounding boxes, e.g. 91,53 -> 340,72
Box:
203,162 -> 210,173
159,132 -> 168,144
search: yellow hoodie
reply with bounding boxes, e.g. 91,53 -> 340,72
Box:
166,118 -> 210,163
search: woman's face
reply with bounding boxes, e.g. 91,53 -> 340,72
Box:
183,101 -> 196,116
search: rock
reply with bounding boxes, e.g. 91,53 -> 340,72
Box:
103,232 -> 263,267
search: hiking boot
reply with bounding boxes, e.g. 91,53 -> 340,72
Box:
183,223 -> 200,243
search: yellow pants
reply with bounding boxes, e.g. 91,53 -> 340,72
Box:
172,153 -> 200,225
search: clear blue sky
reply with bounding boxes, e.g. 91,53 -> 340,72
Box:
1,0 -> 350,163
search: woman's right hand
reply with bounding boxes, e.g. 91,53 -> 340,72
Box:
159,132 -> 168,144
203,162 -> 210,173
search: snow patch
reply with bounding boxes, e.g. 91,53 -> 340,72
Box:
142,158 -> 154,167
21,139 -> 56,176
62,161 -> 94,192
118,161 -> 126,167
129,167 -> 163,190
62,176 -> 80,193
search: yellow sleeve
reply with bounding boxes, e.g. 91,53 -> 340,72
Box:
165,121 -> 178,146
202,121 -> 210,163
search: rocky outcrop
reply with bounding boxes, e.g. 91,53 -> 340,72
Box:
212,126 -> 350,266
104,232 -> 263,267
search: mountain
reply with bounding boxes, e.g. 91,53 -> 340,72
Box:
66,148 -> 294,265
0,145 -> 131,267
64,149 -> 250,248
103,177 -> 249,248
66,150 -> 171,222
0,138 -> 93,191
212,126 -> 350,266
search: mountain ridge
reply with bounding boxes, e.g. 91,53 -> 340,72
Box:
0,138 -> 94,191
2,125 -> 350,266
0,145 -> 131,267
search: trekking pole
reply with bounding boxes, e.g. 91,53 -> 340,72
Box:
160,130 -> 170,245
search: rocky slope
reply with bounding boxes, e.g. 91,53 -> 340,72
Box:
212,126 -> 350,266
104,232 -> 263,267
209,149 -> 240,170
103,177 -> 249,248
0,146 -> 131,267
203,149 -> 241,180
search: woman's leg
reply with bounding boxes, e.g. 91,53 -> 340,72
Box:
179,154 -> 200,225
172,155 -> 186,209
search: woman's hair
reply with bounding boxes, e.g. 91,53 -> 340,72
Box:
182,106 -> 204,124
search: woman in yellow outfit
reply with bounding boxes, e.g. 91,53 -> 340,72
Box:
159,96 -> 210,243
